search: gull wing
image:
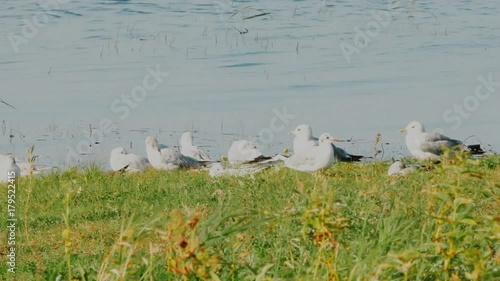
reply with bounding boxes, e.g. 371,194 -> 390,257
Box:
287,150 -> 317,170
193,146 -> 212,161
420,132 -> 464,155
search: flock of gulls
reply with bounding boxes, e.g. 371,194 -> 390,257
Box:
0,121 -> 487,182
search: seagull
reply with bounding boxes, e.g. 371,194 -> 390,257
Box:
400,121 -> 479,160
0,155 -> 21,182
209,163 -> 267,177
289,124 -> 364,162
283,133 -> 338,172
110,147 -> 150,173
16,161 -> 56,176
227,140 -> 270,163
388,160 -> 419,176
145,136 -> 199,170
180,132 -> 213,161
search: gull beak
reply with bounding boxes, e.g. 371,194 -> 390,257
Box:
400,128 -> 407,133
288,131 -> 295,136
332,138 -> 342,142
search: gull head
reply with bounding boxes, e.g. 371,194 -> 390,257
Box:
401,121 -> 425,134
209,163 -> 224,177
5,155 -> 16,165
145,136 -> 160,152
180,132 -> 193,146
388,160 -> 406,176
111,147 -> 127,156
393,160 -> 406,170
289,124 -> 313,138
318,133 -> 336,144
238,140 -> 257,151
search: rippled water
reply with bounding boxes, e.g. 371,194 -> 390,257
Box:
1,0 -> 499,168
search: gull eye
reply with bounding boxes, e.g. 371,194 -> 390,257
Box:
298,129 -> 301,131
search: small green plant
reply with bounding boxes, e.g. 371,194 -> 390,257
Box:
421,151 -> 499,280
370,151 -> 500,280
62,187 -> 73,281
26,145 -> 38,176
161,207 -> 222,280
299,175 -> 349,280
22,145 -> 38,245
97,214 -> 157,281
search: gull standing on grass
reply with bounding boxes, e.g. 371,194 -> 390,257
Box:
145,136 -> 199,170
0,155 -> 21,182
180,132 -> 213,161
400,121 -> 475,161
227,140 -> 270,163
110,147 -> 150,172
283,133 -> 338,172
289,124 -> 364,162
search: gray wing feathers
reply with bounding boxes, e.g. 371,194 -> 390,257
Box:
288,153 -> 314,167
420,132 -> 464,154
331,144 -> 364,162
196,149 -> 212,161
332,145 -> 350,162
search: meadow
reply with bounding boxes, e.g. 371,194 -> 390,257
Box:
1,153 -> 499,280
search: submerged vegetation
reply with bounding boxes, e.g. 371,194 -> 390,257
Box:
1,153 -> 499,280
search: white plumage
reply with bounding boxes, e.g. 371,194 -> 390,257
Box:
387,160 -> 419,176
284,133 -> 337,172
289,124 -> 362,162
227,140 -> 264,163
209,163 -> 266,177
145,136 -> 199,170
0,155 -> 21,182
401,121 -> 464,160
180,132 -> 213,161
110,147 -> 150,172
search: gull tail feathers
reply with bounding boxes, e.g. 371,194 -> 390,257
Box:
345,154 -> 365,162
258,154 -> 288,164
467,144 -> 486,155
247,155 -> 273,164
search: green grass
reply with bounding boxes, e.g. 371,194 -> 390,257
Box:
1,154 -> 499,280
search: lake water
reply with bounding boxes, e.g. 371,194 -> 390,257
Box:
1,0 -> 499,169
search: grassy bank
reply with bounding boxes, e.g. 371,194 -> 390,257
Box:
1,154 -> 499,280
